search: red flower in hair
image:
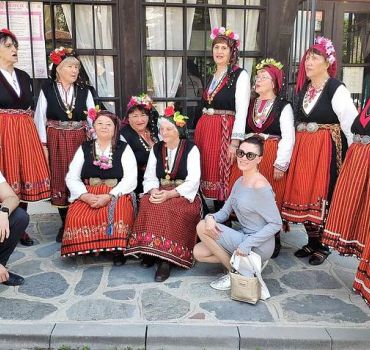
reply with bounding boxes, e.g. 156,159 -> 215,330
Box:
50,52 -> 62,65
164,105 -> 175,117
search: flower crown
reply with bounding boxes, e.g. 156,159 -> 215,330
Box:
84,105 -> 101,122
256,58 -> 283,71
50,46 -> 74,65
163,105 -> 188,128
314,36 -> 336,65
127,93 -> 153,111
210,27 -> 240,48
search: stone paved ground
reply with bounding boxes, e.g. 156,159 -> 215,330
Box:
0,211 -> 369,327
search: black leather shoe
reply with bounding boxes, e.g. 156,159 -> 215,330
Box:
294,244 -> 315,258
141,255 -> 156,268
2,272 -> 24,286
155,261 -> 171,282
20,232 -> 33,246
56,227 -> 64,243
113,254 -> 127,266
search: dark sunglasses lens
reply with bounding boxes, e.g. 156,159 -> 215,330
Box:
236,149 -> 244,158
246,152 -> 257,160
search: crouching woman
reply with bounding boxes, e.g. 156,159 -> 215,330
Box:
194,135 -> 282,290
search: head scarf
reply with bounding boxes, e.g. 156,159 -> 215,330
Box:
296,36 -> 337,92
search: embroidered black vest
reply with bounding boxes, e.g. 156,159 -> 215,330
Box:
81,140 -> 127,181
246,98 -> 290,136
0,68 -> 33,109
202,67 -> 244,111
41,79 -> 89,121
120,125 -> 158,169
153,140 -> 195,180
351,99 -> 370,136
296,78 -> 342,124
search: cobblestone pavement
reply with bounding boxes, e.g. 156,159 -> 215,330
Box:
0,213 -> 369,327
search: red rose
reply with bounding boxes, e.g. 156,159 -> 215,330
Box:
164,105 -> 175,117
50,52 -> 62,65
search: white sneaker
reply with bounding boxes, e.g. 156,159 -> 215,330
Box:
210,273 -> 231,291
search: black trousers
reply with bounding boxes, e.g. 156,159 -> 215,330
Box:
0,208 -> 29,266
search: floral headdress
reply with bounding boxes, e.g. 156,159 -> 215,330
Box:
127,93 -> 153,111
314,36 -> 336,65
85,105 -> 101,123
296,36 -> 337,92
49,46 -> 74,66
161,105 -> 188,129
210,26 -> 240,48
256,58 -> 283,71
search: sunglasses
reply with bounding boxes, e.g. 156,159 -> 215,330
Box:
235,149 -> 260,160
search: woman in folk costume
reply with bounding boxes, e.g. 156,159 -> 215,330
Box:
62,110 -> 137,263
0,28 -> 50,246
126,106 -> 202,282
228,58 -> 295,258
194,26 -> 250,209
322,98 -> 370,304
281,36 -> 357,265
34,47 -> 95,242
120,93 -> 159,196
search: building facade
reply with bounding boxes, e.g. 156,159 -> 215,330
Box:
1,0 -> 369,123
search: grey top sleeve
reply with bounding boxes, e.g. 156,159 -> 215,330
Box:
238,188 -> 282,254
211,182 -> 237,223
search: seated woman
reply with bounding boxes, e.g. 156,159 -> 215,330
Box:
194,135 -> 282,291
120,93 -> 159,195
126,106 -> 202,282
61,109 -> 137,264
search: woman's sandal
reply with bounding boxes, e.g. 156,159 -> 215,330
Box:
309,250 -> 330,265
294,244 -> 315,258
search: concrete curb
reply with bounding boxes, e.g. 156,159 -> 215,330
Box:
0,323 -> 369,350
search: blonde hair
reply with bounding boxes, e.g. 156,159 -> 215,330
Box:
56,56 -> 80,80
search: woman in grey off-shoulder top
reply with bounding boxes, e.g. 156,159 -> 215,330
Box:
194,135 -> 282,291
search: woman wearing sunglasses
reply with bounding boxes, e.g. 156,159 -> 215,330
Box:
229,58 -> 295,258
194,135 -> 282,291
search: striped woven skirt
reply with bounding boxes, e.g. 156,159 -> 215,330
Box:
228,138 -> 287,211
0,109 -> 50,201
47,121 -> 86,207
194,113 -> 234,200
322,143 -> 370,257
61,184 -> 135,256
281,130 -> 335,226
126,188 -> 202,268
354,241 -> 370,305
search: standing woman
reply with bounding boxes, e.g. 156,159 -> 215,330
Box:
281,37 -> 357,265
126,106 -> 201,282
194,26 -> 250,207
34,47 -> 95,242
322,98 -> 370,304
229,58 -> 295,257
0,29 -> 50,246
120,94 -> 159,195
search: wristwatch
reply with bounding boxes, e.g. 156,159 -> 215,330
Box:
0,206 -> 9,216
